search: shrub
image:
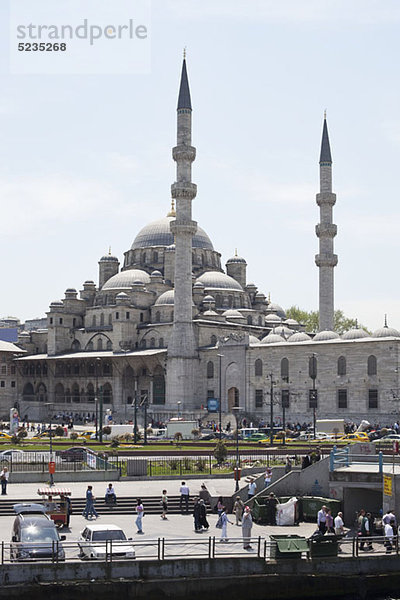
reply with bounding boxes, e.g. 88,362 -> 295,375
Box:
110,438 -> 120,448
17,429 -> 27,439
213,440 -> 228,465
182,457 -> 191,471
102,426 -> 112,436
11,434 -> 21,445
70,432 -> 79,442
191,429 -> 200,439
174,432 -> 183,446
168,458 -> 179,470
195,458 -> 207,472
55,425 -> 65,437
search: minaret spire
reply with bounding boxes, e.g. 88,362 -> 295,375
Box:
166,56 -> 198,412
315,114 -> 338,331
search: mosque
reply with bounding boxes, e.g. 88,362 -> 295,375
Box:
11,59 -> 400,425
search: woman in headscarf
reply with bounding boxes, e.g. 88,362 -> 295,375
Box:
242,505 -> 253,549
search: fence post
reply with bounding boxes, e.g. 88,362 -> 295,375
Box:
379,451 -> 383,474
345,446 -> 350,467
179,460 -> 182,477
157,538 -> 161,560
149,459 -> 152,477
208,536 -> 212,558
212,536 -> 215,558
257,536 -> 261,557
209,455 -> 212,475
162,538 -> 165,560
263,539 -> 267,559
1,541 -> 4,565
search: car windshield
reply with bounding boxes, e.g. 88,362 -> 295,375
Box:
92,530 -> 126,541
21,526 -> 59,543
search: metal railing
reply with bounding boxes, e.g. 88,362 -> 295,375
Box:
0,534 -> 398,565
330,447 -> 384,473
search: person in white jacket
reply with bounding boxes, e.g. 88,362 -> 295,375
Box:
219,506 -> 232,542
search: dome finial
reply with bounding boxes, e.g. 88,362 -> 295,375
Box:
108,246 -> 111,255
324,109 -> 327,120
235,248 -> 238,257
183,46 -> 186,60
385,314 -> 388,328
167,198 -> 176,217
268,292 -> 271,303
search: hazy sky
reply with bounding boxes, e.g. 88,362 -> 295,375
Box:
0,0 -> 399,331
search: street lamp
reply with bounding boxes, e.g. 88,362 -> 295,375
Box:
177,401 -> 181,418
232,406 -> 242,492
133,376 -> 138,444
44,402 -> 54,486
95,357 -> 102,440
217,353 -> 224,440
309,353 -> 318,439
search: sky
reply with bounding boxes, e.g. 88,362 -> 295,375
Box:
0,0 -> 399,332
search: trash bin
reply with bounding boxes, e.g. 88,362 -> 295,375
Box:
301,497 -> 341,522
308,535 -> 339,558
252,498 -> 268,524
270,535 -> 309,559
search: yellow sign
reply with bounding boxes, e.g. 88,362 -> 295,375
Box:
384,475 -> 392,497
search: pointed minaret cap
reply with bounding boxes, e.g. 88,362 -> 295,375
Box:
177,53 -> 192,111
319,111 -> 332,164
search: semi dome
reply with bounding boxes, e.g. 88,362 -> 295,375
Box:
313,330 -> 340,341
155,290 -> 175,305
131,216 -> 214,251
260,333 -> 286,344
102,269 -> 150,291
342,328 -> 370,340
288,332 -> 312,342
196,271 -> 243,291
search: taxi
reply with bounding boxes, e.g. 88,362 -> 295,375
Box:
337,432 -> 370,442
0,432 -> 12,440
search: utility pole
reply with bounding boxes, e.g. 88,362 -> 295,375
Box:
134,377 -> 138,444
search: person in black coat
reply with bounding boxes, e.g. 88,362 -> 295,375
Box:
199,499 -> 209,530
193,497 -> 202,532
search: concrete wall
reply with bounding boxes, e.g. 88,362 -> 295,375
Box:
10,470 -> 120,484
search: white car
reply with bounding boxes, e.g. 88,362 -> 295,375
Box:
78,524 -> 135,560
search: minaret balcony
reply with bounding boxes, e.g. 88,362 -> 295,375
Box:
315,223 -> 337,238
315,253 -> 338,267
170,220 -> 197,236
172,145 -> 196,162
171,182 -> 197,200
316,192 -> 336,207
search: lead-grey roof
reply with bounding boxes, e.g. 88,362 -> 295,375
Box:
177,59 -> 192,110
196,271 -> 243,291
102,269 -> 150,291
131,216 -> 214,251
319,118 -> 332,164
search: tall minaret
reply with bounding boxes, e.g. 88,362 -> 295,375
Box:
166,55 -> 198,411
315,114 -> 338,331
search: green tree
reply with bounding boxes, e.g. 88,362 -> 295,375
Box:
213,440 -> 228,465
285,306 -> 370,334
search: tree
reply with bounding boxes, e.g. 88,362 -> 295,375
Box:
70,432 -> 79,443
174,432 -> 183,447
285,306 -> 370,334
213,440 -> 228,465
55,425 -> 65,437
102,426 -> 111,436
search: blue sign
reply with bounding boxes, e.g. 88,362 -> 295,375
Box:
207,398 -> 219,413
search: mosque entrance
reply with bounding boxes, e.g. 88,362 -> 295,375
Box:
227,387 -> 239,411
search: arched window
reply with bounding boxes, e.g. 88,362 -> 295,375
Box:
100,313 -> 104,326
87,383 -> 95,403
150,337 -> 155,348
55,383 -> 64,403
103,363 -> 111,376
247,315 -> 253,325
97,338 -> 103,351
255,358 -> 263,377
106,340 -> 112,351
281,357 -> 289,382
159,338 -> 164,348
207,361 -> 214,379
258,316 -> 262,326
103,382 -> 112,405
211,335 -> 217,346
338,356 -> 346,376
36,364 -> 42,376
72,383 -> 80,403
36,382 -> 47,402
71,339 -> 80,352
92,314 -> 96,327
368,355 -> 377,376
215,294 -> 222,308
153,251 -> 158,263
108,314 -> 112,325
23,382 -> 34,402
155,311 -> 161,323
228,296 -> 233,308
87,341 -> 94,351
140,339 -> 147,349
88,363 -> 95,375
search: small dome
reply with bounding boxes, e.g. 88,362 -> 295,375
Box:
249,335 -> 261,344
151,270 -> 162,277
203,309 -> 219,316
50,300 -> 63,307
265,313 -> 282,324
193,281 -> 205,289
116,292 -> 129,299
267,303 -> 286,319
203,295 -> 215,302
261,333 -> 286,344
288,332 -> 312,343
226,255 -> 246,264
372,325 -> 400,338
222,309 -> 243,319
65,288 -> 77,293
313,330 -> 340,341
100,254 -> 119,262
196,271 -> 243,291
284,318 -> 299,327
165,244 -> 176,252
342,328 -> 370,340
102,269 -> 150,291
274,326 -> 294,338
155,290 -> 175,305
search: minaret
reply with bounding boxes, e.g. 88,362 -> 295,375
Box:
315,113 -> 338,331
166,55 -> 198,411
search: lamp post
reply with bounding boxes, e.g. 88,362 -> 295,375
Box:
143,396 -> 148,445
232,406 -> 242,492
95,357 -> 101,440
177,401 -> 181,419
44,402 -> 54,486
309,353 -> 318,440
133,376 -> 138,444
217,353 -> 224,440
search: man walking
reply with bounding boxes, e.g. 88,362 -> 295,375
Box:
83,485 -> 98,519
179,481 -> 190,514
248,479 -> 256,500
317,505 -> 327,534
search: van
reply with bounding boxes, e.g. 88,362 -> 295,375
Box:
240,427 -> 259,438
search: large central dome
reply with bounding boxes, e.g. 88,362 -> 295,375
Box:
131,216 -> 214,251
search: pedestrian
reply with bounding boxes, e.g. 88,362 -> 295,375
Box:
193,497 -> 202,532
233,496 -> 244,525
136,498 -> 144,534
325,508 -> 334,534
83,485 -> 98,519
383,509 -> 397,528
317,505 -> 327,534
334,512 -> 344,536
199,499 -> 209,531
217,496 -> 224,515
161,489 -> 168,520
266,492 -> 278,526
179,481 -> 190,514
264,468 -> 272,488
242,506 -> 253,549
0,466 -> 9,495
60,493 -> 72,527
360,510 -> 373,551
384,519 -> 395,554
219,506 -> 232,542
284,456 -> 292,474
248,479 -> 256,500
301,454 -> 311,469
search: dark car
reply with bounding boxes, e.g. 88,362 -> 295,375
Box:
57,446 -> 86,462
11,504 -> 66,561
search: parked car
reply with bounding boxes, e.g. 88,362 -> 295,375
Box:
247,433 -> 267,442
11,504 -> 66,561
372,434 -> 400,444
0,449 -> 25,461
56,446 -> 86,462
338,432 -> 370,442
78,524 -> 135,560
0,432 -> 12,440
78,430 -> 96,440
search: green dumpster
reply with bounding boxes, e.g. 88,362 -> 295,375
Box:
270,535 -> 309,559
308,535 -> 339,558
252,498 -> 268,524
301,497 -> 341,522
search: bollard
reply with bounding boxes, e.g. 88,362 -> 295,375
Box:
379,451 -> 383,473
